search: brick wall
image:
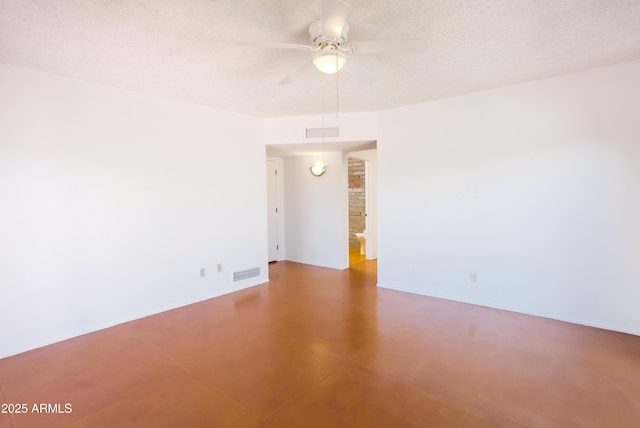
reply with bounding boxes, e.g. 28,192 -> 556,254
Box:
348,158 -> 366,247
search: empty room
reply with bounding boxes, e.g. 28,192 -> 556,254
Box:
1,1 -> 639,427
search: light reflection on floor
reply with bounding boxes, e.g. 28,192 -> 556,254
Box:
349,247 -> 366,265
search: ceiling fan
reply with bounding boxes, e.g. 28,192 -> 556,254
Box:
237,0 -> 427,84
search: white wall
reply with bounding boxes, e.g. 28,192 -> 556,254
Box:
378,60 -> 640,335
4,58 -> 638,358
263,111 -> 378,146
283,152 -> 349,269
0,64 -> 269,358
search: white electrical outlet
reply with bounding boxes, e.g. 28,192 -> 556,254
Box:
200,268 -> 206,278
217,263 -> 222,273
470,273 -> 478,283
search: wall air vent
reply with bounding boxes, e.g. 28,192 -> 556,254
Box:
305,127 -> 339,139
233,267 -> 260,282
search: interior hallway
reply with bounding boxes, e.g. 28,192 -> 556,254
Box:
0,260 -> 639,427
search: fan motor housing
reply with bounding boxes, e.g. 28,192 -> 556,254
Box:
309,20 -> 349,47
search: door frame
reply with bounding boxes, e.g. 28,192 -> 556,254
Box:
266,157 -> 285,262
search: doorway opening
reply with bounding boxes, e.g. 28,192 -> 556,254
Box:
348,157 -> 367,265
265,142 -> 376,273
347,148 -> 376,268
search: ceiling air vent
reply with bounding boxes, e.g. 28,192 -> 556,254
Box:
305,127 -> 339,139
233,267 -> 260,282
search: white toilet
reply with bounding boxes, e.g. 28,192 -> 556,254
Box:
355,231 -> 366,255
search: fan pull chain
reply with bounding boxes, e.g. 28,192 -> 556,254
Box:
336,53 -> 339,119
321,74 -> 325,165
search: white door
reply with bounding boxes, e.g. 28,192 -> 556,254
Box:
266,159 -> 280,262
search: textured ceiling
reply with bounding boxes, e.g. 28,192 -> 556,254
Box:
1,1 -> 640,118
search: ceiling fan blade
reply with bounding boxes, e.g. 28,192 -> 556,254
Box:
235,42 -> 315,51
322,0 -> 349,40
279,60 -> 315,85
348,39 -> 427,54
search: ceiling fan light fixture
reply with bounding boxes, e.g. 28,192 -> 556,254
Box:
313,51 -> 346,74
